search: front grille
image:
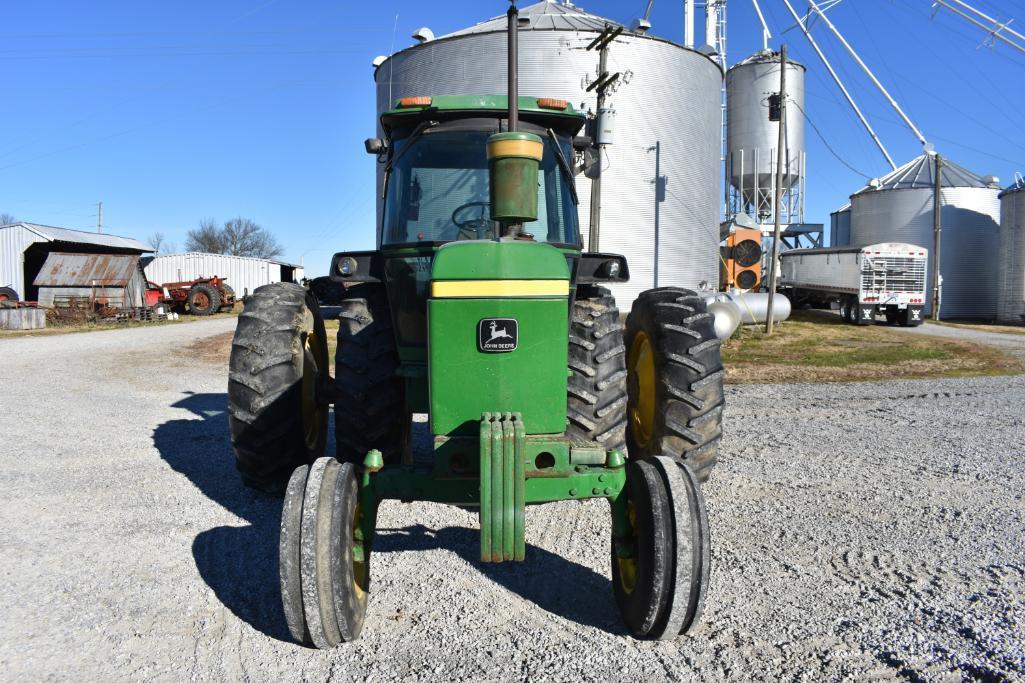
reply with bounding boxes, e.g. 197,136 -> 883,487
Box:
861,256 -> 926,293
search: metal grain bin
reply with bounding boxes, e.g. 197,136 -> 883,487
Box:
849,154 -> 1000,319
726,51 -> 806,225
373,0 -> 722,307
829,202 -> 851,247
997,179 -> 1025,323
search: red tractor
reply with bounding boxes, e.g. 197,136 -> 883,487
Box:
161,276 -> 236,316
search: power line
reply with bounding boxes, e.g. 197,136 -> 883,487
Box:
789,100 -> 872,179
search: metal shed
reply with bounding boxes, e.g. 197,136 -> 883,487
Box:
33,252 -> 148,309
142,252 -> 304,297
0,222 -> 152,302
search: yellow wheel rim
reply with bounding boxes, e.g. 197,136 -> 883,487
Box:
301,327 -> 327,451
627,331 -> 657,448
352,502 -> 367,600
617,501 -> 638,595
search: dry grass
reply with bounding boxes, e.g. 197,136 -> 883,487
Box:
722,311 -> 1025,384
0,308 -> 240,338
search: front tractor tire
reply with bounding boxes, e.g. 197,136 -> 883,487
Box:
624,288 -> 725,482
334,284 -> 405,465
280,458 -> 369,647
228,282 -> 329,492
567,285 -> 628,453
612,456 -> 710,639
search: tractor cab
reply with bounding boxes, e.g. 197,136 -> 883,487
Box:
376,95 -> 584,248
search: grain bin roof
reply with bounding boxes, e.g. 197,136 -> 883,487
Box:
32,252 -> 141,287
441,0 -> 626,37
0,222 -> 152,252
999,178 -> 1025,198
852,154 -> 993,196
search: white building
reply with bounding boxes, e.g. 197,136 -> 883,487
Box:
142,252 -> 304,297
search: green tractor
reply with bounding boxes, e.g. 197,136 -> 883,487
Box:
227,3 -> 724,646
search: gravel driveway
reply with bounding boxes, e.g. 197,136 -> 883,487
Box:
1,319 -> 1022,681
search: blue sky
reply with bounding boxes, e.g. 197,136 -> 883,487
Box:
1,0 -> 1023,275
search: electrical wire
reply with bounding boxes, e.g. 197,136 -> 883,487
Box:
789,100 -> 872,179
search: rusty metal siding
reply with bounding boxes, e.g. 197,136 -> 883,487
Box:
32,253 -> 147,309
143,253 -> 304,297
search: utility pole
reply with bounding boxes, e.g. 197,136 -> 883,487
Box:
585,25 -> 622,253
931,154 -> 943,321
97,202 -> 103,234
765,44 -> 787,335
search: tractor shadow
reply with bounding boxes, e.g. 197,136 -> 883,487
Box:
152,391 -> 291,642
373,524 -> 625,634
153,396 -> 622,639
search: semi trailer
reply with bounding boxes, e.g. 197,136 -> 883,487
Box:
779,242 -> 928,326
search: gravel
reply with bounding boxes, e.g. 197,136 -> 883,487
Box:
1,318 -> 1022,681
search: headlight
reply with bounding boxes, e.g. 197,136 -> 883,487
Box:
338,257 -> 357,277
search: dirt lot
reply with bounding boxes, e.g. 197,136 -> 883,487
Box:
1,317 -> 1023,681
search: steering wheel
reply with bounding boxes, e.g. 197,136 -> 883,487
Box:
451,201 -> 494,240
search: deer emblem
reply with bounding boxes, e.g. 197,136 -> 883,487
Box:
487,320 -> 513,343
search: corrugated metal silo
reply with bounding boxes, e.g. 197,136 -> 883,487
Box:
373,0 -> 723,306
725,51 -> 806,225
997,180 -> 1025,323
829,202 -> 851,246
849,154 -> 1000,319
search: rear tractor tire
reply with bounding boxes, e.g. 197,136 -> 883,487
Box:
0,286 -> 18,305
228,282 -> 329,492
280,457 -> 369,647
612,456 -> 710,639
188,283 -> 221,316
567,285 -> 628,453
334,284 -> 406,465
624,288 -> 725,482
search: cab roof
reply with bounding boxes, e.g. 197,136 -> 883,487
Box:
381,94 -> 585,132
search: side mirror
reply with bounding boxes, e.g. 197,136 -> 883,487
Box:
364,138 -> 387,155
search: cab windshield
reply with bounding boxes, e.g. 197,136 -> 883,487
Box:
382,124 -> 580,247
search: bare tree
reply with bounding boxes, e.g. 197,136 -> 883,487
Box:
147,231 -> 175,253
0,213 -> 17,225
222,217 -> 283,259
185,218 -> 226,254
185,217 -> 282,259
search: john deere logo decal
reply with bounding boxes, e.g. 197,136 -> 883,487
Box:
478,318 -> 518,353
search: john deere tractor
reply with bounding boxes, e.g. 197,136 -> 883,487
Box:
227,2 -> 724,646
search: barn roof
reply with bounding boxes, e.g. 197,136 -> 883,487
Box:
33,252 -> 141,287
0,222 -> 152,252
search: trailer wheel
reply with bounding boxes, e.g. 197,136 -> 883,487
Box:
0,286 -> 17,304
334,284 -> 405,465
625,288 -> 724,482
229,283 -> 328,491
292,457 -> 369,647
187,283 -> 221,316
567,284 -> 627,453
840,297 -> 853,324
